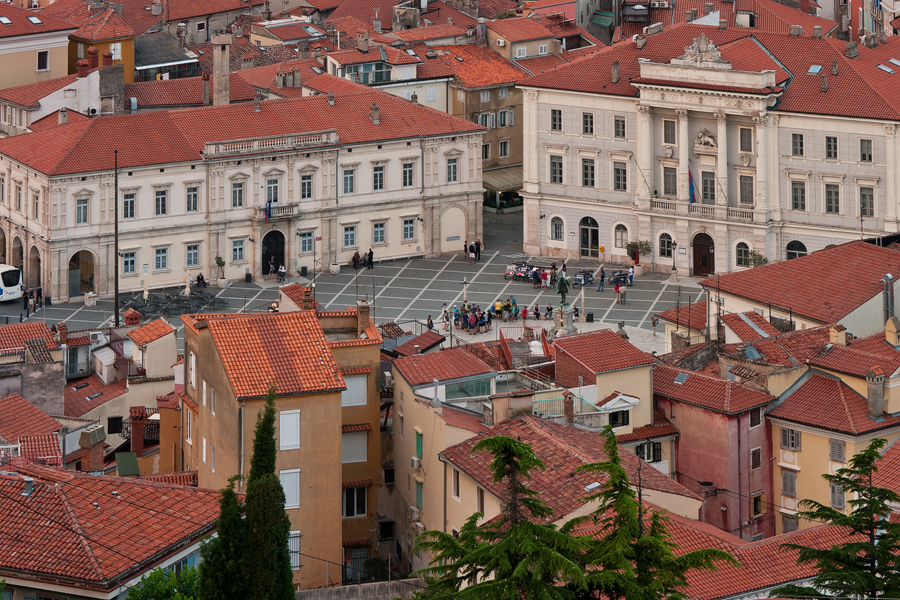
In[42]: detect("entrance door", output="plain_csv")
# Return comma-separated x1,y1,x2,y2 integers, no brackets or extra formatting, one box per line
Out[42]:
580,217,599,258
262,231,286,275
692,233,714,276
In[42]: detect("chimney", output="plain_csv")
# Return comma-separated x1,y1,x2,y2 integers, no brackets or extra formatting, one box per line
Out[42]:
57,322,67,345
886,316,900,347
254,92,262,112
611,61,620,83
789,24,801,36
77,59,89,78
123,308,141,326
704,2,713,14
563,393,574,425
357,299,371,337
685,9,694,21
414,344,420,354
87,46,99,69
313,47,321,58
410,92,418,104
78,425,107,473
276,71,284,88
21,477,34,497
374,8,382,33
129,406,146,459
482,402,493,426
829,326,846,346
302,286,314,310
879,30,887,44
58,107,68,125
719,19,726,29
101,49,113,66
283,70,294,87
845,41,858,58
616,321,629,340
867,368,885,418
177,22,186,46
292,68,301,87
813,25,822,38
868,33,878,48
150,0,161,15
327,91,335,105
832,59,839,75
635,34,647,49
476,17,486,45
821,71,827,92
357,30,369,52
202,73,210,105
212,34,231,106
298,39,309,58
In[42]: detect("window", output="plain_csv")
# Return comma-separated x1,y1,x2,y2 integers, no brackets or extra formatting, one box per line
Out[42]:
499,87,509,99
189,352,195,388
280,410,300,450
499,110,507,127
154,248,168,270
663,119,676,145
280,469,301,508
539,44,548,54
416,480,424,509
610,410,630,428
582,158,595,187
783,514,798,533
791,133,804,156
447,158,458,182
614,116,626,138
740,127,753,153
830,482,845,509
751,494,763,516
613,162,627,191
614,223,628,248
301,174,312,199
781,427,801,450
663,166,677,196
264,179,279,204
231,182,244,207
514,45,528,58
482,143,490,160
373,165,384,191
740,175,754,204
499,140,509,158
659,233,673,258
210,388,216,415
343,169,355,194
791,181,806,211
426,87,436,102
123,192,135,219
750,407,762,428
480,90,490,102
0,178,3,203
37,50,48,71
186,186,198,212
782,469,797,497
33,193,39,220
477,487,485,514
185,409,193,443
289,532,301,570
786,240,807,259
211,445,215,473
549,216,564,241
860,186,874,217
109,42,121,60
341,375,367,407
232,240,244,262
197,21,206,31
123,251,135,274
343,225,356,248
550,155,563,184
76,198,88,225
550,109,562,131
825,183,840,214
736,242,750,267
635,442,661,462
825,136,838,159
478,113,489,128
342,431,367,463
750,447,762,470
155,189,167,215
403,218,415,240
582,112,594,134
202,437,206,463
373,222,385,244
415,431,423,458
402,162,414,188
15,185,20,211
860,138,873,162
186,244,199,267
701,171,715,204
452,467,461,499
344,486,368,517
299,231,313,253
829,439,845,463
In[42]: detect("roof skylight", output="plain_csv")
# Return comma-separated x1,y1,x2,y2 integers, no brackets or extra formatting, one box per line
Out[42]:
0,17,11,24
27,15,42,24
807,64,822,75
889,58,900,67
877,64,895,73
674,372,689,384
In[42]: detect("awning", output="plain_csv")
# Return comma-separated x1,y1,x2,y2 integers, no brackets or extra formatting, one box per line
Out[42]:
482,166,523,192
591,10,614,25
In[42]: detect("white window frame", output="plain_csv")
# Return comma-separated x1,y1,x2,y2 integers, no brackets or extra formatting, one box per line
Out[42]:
185,409,193,445
373,165,384,191
550,216,564,241
499,140,509,158
232,239,244,262
516,46,526,58
281,469,301,508
447,158,458,183
403,218,415,241
189,351,196,388
299,231,313,253
122,251,136,274
123,192,136,219
480,90,490,102
231,181,244,208
343,225,357,249
155,189,167,216
75,198,89,225
343,169,355,195
266,178,279,204
186,186,199,212
539,44,548,55
402,162,414,188
341,375,368,407
154,247,168,271
300,174,313,199
186,243,200,267
36,50,49,72
280,409,301,450
342,431,367,463
202,436,206,463
343,486,368,518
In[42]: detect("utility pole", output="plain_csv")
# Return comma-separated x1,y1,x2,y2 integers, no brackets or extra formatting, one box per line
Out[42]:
114,149,120,328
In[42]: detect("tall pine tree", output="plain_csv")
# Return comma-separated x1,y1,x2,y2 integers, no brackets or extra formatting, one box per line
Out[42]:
198,475,246,599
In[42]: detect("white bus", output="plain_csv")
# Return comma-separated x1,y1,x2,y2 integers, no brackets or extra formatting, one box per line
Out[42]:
0,265,23,302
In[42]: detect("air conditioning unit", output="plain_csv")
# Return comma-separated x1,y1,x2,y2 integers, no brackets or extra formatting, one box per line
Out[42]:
89,332,101,343
650,2,659,7
409,505,422,522
496,38,506,46
383,371,393,387
413,522,426,536
411,456,422,470
658,2,670,7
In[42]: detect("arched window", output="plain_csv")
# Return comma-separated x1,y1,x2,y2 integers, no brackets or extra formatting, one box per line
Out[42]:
786,240,807,260
659,233,673,258
614,223,628,248
550,217,564,241
736,242,750,266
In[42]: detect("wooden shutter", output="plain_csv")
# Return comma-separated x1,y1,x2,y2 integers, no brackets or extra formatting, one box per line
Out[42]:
751,448,761,470
416,431,423,458
508,109,514,126
782,470,796,497
830,439,845,462
781,427,789,449
280,410,300,450
794,430,801,450
831,483,845,509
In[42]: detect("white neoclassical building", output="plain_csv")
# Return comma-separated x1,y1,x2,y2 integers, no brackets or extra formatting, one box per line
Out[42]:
0,85,484,301
519,24,900,275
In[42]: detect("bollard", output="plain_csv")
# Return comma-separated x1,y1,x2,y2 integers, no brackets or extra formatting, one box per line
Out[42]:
19,314,23,322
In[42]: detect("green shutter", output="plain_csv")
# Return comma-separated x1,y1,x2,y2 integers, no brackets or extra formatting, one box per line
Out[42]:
416,432,423,458
416,481,423,509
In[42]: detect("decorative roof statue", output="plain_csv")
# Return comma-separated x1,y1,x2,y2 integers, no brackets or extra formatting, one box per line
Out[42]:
675,33,730,67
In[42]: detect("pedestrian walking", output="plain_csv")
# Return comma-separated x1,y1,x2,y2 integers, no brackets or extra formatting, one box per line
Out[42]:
468,243,476,264
442,311,450,332
546,303,553,320
541,270,548,290
597,267,605,292
521,305,528,321
268,255,276,275
427,316,434,330
614,284,621,304
628,266,634,285
352,251,361,271
620,284,627,305
463,241,468,258
475,239,481,261
532,267,540,288
367,248,374,269
23,289,29,311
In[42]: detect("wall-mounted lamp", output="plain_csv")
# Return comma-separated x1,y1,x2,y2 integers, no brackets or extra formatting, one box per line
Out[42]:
539,214,546,219
249,237,255,243
416,217,424,223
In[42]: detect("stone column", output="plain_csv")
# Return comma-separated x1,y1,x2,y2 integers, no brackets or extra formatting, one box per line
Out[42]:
753,115,768,210
715,111,728,206
636,105,653,198
524,90,540,190
886,124,897,230
676,109,690,202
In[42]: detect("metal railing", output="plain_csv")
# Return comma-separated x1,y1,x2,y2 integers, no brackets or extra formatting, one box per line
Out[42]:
66,361,94,379
532,397,565,416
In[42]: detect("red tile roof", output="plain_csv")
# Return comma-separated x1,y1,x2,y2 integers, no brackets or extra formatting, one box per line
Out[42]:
553,329,655,374
0,393,60,444
328,44,422,65
342,478,373,488
29,109,91,132
0,463,223,591
302,72,374,93
140,470,198,486
485,16,555,42
0,321,58,351
342,423,372,432
260,22,326,42
0,3,77,38
18,433,63,468
327,15,379,39
441,414,699,522
769,372,900,435
0,89,483,176
64,375,128,418
721,311,781,342
231,58,325,90
615,419,678,443
127,318,173,347
478,0,517,17
513,53,566,75
329,0,399,28
166,0,266,22
66,336,92,347
654,364,774,414
124,72,257,107
391,23,466,42
720,325,834,367
156,391,181,410
0,74,79,108
807,341,900,378
71,8,136,41
874,438,900,496
428,44,527,87
394,347,494,386
656,301,706,330
394,330,446,356
279,283,318,308
440,405,488,433
204,312,345,399
186,36,272,72
420,1,478,27
302,0,345,11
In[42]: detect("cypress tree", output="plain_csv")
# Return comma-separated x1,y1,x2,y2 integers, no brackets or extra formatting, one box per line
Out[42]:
198,475,246,600
248,384,277,487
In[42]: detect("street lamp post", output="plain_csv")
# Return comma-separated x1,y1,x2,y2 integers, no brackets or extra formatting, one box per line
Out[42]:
668,241,679,284
114,149,120,327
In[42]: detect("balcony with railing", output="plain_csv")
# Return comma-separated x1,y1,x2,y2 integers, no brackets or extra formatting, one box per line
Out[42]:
109,330,145,377
727,207,754,221
257,203,299,220
202,130,339,158
66,361,95,379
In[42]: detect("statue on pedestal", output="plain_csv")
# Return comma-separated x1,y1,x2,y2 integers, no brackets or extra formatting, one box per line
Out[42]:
557,275,569,306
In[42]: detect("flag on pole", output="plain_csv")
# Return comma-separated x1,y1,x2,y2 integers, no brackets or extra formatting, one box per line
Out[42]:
265,201,271,222
688,171,697,204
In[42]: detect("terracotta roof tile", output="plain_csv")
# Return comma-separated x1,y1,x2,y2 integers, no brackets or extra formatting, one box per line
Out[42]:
66,336,92,347
419,1,478,27
302,72,373,93
378,322,407,339
553,329,655,374
140,471,198,486
71,8,136,41
656,301,706,330
614,419,678,443
342,479,373,487
40,0,163,36
485,16,555,42
156,391,181,410
394,330,446,356
439,406,488,433
429,43,527,87
329,44,422,65
0,393,61,444
0,4,77,38
721,311,781,342
513,53,567,75
807,341,900,378
874,438,900,496
259,22,326,42
124,72,257,108
186,36,272,72
0,74,79,108
391,23,466,41
64,375,128,418
166,0,266,22
342,423,372,432
394,347,494,386
29,109,91,132
478,0,517,17
127,318,174,347
654,364,774,414
329,0,400,28
18,433,63,468
0,320,57,352
341,367,372,375
720,325,835,367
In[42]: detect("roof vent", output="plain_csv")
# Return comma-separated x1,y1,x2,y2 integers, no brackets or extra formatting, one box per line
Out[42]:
611,60,620,83
845,41,858,58
813,25,822,38
327,91,335,105
821,71,827,92
21,477,33,497
719,19,726,29
585,482,602,492
370,102,380,123
788,24,801,36
832,59,839,75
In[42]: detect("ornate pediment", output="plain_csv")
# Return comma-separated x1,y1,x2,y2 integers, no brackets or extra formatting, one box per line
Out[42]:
671,34,731,69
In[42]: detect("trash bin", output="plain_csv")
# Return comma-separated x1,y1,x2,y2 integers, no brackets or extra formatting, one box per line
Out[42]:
245,273,252,283
586,312,594,323
301,266,308,277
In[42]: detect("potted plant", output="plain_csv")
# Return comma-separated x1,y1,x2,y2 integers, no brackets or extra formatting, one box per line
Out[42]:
626,240,653,274
215,256,228,288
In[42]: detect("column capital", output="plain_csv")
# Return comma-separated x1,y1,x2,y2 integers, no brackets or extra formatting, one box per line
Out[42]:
714,111,728,124
885,124,896,137
752,115,768,127
525,90,538,103
637,104,653,116
675,109,689,120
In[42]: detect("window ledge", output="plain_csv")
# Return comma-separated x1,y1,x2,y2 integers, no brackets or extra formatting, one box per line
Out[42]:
777,461,800,471
153,269,171,274
122,272,140,278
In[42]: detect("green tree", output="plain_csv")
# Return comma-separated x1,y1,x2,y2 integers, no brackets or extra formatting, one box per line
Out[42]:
772,438,900,600
745,250,769,268
414,435,588,600
568,426,737,600
198,475,247,599
128,567,198,600
242,385,295,600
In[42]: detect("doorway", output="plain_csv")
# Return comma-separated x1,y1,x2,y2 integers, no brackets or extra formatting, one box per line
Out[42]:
262,230,285,275
68,250,95,296
580,217,599,258
28,246,40,288
692,233,714,276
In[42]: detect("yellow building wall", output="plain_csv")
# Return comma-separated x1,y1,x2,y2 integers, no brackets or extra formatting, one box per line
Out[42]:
67,37,136,83
0,45,69,89
595,364,654,434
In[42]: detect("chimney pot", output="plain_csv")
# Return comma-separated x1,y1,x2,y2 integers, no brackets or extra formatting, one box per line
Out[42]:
635,34,647,48
832,59,839,75
211,34,231,105
301,287,314,310
829,326,846,346
821,71,827,92
327,91,335,105
704,2,713,14
357,30,369,52
129,406,146,459
789,24,801,36
254,92,262,112
102,49,113,66
563,394,575,424
87,46,99,69
611,60,620,83
719,19,726,29
370,101,380,123
58,107,68,125
357,300,371,337
410,92,418,104
685,9,694,21
21,477,33,497
57,322,67,345
78,424,107,473
845,41,858,57
201,73,210,105
813,25,822,38
77,59,89,78
867,368,885,418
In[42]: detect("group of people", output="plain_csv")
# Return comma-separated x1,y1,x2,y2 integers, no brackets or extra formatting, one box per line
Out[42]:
463,240,483,264
531,262,566,290
22,287,41,313
441,302,494,334
266,257,288,282
352,249,375,270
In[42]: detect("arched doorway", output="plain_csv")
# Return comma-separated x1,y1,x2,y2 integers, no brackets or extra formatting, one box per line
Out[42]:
262,230,285,275
440,206,466,253
11,237,22,271
786,240,807,260
68,251,95,296
27,246,40,288
692,233,715,276
580,217,599,258
0,229,7,264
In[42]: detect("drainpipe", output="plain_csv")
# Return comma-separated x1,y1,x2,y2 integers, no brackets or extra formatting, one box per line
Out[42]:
335,148,340,206
240,400,245,487
443,460,448,534
737,411,743,539
420,139,427,252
